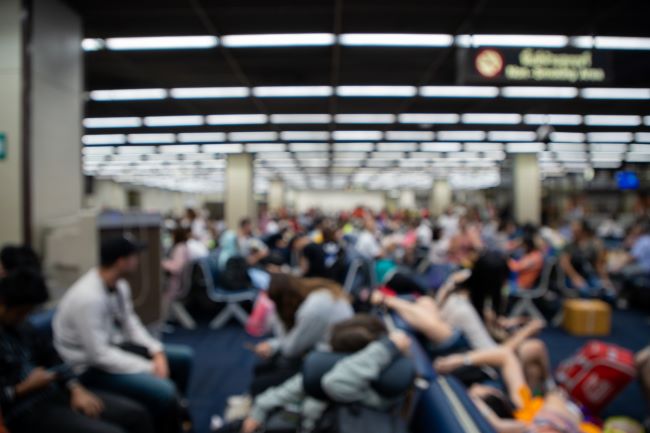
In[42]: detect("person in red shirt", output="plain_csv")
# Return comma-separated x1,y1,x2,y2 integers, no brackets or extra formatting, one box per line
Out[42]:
509,235,544,290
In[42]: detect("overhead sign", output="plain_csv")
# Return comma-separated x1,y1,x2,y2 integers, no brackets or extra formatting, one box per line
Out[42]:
459,47,612,84
0,133,6,160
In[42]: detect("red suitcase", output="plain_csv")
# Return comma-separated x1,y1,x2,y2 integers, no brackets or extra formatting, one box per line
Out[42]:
555,340,636,415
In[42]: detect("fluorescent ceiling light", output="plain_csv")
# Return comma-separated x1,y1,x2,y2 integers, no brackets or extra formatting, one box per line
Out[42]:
82,134,126,145
335,114,395,123
333,143,374,152
229,131,278,142
487,131,535,142
281,131,330,141
336,86,416,97
289,143,329,152
556,152,588,162
333,130,383,140
482,151,507,160
90,89,167,101
506,142,545,153
144,116,204,127
127,133,175,144
549,132,585,142
253,86,333,97
83,147,114,155
420,86,498,98
462,113,521,124
106,36,217,50
587,132,633,143
206,114,267,125
246,143,286,152
117,146,156,155
339,33,453,47
584,115,641,126
646,116,650,126
437,131,485,141
371,152,405,159
222,33,334,48
501,87,578,98
591,153,623,162
581,88,650,100
294,152,328,159
178,132,226,143
82,38,104,51
376,142,417,152
456,34,568,48
627,153,650,162
398,113,460,124
159,145,200,154
636,133,650,143
270,114,331,124
524,114,582,125
202,143,244,153
591,36,650,50
630,144,650,154
170,87,249,99
385,131,434,141
335,152,368,159
83,117,142,128
421,142,462,152
550,143,586,152
590,143,627,153
465,142,504,152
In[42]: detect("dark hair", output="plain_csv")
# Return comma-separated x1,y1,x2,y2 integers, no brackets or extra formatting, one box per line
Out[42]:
172,227,190,246
0,245,41,272
329,314,387,353
522,234,537,253
0,269,49,307
322,226,337,244
239,218,251,229
268,273,346,330
186,208,197,220
482,393,514,419
463,253,509,318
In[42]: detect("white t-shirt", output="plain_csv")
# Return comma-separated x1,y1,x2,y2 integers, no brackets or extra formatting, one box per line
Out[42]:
355,230,382,260
440,294,497,350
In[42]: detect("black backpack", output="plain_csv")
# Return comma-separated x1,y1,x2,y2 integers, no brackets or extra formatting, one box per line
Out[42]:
221,256,252,291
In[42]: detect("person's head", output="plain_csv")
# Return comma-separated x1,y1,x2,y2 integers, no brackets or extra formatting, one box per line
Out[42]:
462,253,509,318
239,218,253,236
0,245,41,277
329,314,387,353
268,273,346,330
522,234,538,254
0,269,49,327
171,227,190,246
100,235,145,277
185,208,197,221
363,216,376,232
571,219,593,241
322,226,338,244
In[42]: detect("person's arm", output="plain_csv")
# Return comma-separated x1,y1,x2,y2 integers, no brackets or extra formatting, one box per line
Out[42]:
162,244,188,275
73,297,154,374
248,374,305,424
321,338,402,407
471,396,527,433
502,319,545,351
447,301,498,350
559,252,585,287
118,282,164,357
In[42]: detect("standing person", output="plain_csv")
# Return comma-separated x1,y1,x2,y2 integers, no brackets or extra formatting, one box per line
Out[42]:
53,236,194,433
0,269,153,433
355,217,383,261
300,226,346,283
162,227,192,302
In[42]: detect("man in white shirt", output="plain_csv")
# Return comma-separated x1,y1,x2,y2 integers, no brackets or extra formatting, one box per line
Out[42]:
355,217,383,260
54,236,194,433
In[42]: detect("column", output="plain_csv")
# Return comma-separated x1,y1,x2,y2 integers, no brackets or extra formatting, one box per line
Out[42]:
429,180,452,217
398,189,416,209
0,0,24,244
513,153,541,225
268,179,285,212
225,153,255,229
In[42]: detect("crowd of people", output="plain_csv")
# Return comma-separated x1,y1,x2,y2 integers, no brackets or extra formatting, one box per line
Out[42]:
1,202,650,433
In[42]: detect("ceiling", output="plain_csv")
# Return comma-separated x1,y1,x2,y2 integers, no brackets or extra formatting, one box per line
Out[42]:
65,0,650,193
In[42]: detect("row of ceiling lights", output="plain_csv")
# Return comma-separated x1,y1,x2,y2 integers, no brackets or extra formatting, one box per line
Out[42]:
82,34,650,51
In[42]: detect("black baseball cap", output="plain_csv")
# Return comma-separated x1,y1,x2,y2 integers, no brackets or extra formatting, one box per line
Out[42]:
100,235,147,267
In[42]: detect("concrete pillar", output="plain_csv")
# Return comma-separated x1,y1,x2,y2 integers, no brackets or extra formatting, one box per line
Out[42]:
430,180,452,217
513,153,541,225
225,153,255,229
268,179,285,212
0,0,24,244
398,190,416,209
0,0,82,247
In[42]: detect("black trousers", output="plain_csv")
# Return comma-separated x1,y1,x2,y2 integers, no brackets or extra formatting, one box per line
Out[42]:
7,390,154,433
250,355,302,396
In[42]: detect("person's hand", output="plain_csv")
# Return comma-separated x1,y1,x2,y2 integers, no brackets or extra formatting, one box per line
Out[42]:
571,275,587,290
526,319,546,334
434,354,466,374
370,291,385,306
449,269,471,285
254,342,274,359
241,417,262,433
388,331,411,355
70,385,104,418
152,352,170,379
14,368,56,397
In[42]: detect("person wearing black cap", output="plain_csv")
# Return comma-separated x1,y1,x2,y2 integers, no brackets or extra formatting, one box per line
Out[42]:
53,235,194,433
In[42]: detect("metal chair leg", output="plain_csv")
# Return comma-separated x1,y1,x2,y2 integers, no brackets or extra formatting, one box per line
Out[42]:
170,302,197,330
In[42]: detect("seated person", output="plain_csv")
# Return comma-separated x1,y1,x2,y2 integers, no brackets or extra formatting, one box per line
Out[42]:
355,217,384,261
559,219,614,298
435,347,598,433
53,236,194,433
612,219,650,296
250,274,354,395
223,315,412,433
508,234,544,290
0,245,41,277
162,227,191,300
300,227,347,284
1,269,153,433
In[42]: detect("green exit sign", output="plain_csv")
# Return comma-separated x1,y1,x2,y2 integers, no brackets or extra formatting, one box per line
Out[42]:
0,133,6,160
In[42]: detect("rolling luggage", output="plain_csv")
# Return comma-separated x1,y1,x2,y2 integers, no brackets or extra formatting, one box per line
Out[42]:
556,340,636,415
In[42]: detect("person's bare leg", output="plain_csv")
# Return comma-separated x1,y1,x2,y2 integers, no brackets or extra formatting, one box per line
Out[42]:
435,347,527,409
372,293,453,343
517,339,552,391
636,348,650,413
